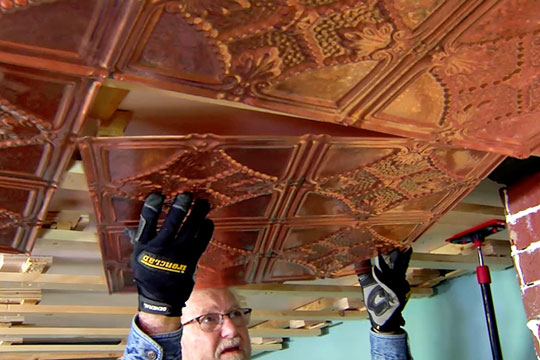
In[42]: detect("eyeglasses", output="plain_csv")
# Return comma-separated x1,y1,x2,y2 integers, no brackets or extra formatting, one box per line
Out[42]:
182,308,252,332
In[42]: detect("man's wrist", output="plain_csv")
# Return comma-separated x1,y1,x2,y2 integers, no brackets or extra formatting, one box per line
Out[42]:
371,325,405,335
137,312,181,335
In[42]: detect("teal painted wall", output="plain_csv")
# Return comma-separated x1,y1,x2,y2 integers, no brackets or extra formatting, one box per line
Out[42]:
260,268,535,360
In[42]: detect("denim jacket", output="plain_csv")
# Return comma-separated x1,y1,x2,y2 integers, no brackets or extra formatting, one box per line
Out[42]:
123,315,411,360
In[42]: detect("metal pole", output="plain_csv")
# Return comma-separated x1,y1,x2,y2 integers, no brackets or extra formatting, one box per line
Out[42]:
476,243,503,360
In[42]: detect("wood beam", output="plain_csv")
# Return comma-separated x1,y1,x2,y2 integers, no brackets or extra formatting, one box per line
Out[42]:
251,309,368,322
0,274,107,291
0,327,320,339
0,343,281,353
0,304,366,321
410,253,512,270
234,284,363,298
0,304,135,316
36,229,98,243
1,352,123,360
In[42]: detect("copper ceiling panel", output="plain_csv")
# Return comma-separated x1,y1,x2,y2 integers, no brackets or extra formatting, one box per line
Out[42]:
0,63,100,252
113,0,540,158
79,135,502,292
0,0,139,75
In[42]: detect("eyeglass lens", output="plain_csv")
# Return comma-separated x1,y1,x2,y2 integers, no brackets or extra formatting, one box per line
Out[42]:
198,309,251,331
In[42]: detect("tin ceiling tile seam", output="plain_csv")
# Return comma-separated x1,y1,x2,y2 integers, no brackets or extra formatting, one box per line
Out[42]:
0,63,101,253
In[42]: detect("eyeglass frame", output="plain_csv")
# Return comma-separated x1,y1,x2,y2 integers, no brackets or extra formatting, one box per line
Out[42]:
181,307,253,332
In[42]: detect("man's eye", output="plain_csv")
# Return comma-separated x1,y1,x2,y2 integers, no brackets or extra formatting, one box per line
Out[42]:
229,310,243,319
200,314,219,323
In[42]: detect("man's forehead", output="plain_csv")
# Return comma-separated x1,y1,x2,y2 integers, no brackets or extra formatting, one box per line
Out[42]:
184,288,239,316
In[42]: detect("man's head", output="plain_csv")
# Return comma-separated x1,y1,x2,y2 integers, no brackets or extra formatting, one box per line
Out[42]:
181,287,252,360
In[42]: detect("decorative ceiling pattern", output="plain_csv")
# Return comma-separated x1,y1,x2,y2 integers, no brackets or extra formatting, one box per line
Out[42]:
114,0,540,158
79,135,502,291
0,63,98,253
0,0,536,290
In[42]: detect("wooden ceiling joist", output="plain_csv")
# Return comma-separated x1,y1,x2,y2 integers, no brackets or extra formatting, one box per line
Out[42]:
0,327,321,339
0,274,107,292
1,352,123,360
0,304,366,322
36,229,98,243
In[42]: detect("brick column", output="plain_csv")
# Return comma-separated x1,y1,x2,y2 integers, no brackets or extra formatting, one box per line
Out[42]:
502,171,540,356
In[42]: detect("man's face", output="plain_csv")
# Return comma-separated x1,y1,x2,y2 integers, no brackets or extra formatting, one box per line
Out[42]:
181,288,251,360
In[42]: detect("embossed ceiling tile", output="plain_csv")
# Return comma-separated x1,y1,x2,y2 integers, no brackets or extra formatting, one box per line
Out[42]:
266,222,422,281
0,0,139,72
114,0,420,113
455,0,540,44
428,31,540,157
295,140,497,217
384,0,444,30
268,225,389,280
0,176,52,253
264,259,318,283
0,64,100,180
81,134,503,291
372,72,446,133
78,136,305,226
263,61,378,107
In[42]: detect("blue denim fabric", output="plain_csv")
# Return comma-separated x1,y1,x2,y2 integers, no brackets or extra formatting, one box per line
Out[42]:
123,315,183,360
370,330,411,360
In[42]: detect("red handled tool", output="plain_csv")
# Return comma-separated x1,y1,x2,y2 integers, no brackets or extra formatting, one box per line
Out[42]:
446,219,506,360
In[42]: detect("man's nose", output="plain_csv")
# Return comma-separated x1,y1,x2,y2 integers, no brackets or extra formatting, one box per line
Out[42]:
220,316,240,338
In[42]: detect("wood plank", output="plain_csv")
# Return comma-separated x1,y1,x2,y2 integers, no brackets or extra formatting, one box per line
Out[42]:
0,304,135,316
251,309,368,321
0,327,319,338
0,274,107,291
1,352,123,360
0,304,366,321
0,343,280,353
0,344,126,353
36,229,98,243
249,328,321,337
410,253,511,270
234,284,364,298
451,203,505,216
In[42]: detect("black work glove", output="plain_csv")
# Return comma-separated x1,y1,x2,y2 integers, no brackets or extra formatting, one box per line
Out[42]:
127,193,214,317
357,248,412,333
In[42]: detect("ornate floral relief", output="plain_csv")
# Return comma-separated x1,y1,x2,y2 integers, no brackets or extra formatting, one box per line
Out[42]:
432,45,485,77
311,4,383,60
0,97,51,148
105,148,278,211
219,47,283,100
342,23,393,58
0,0,54,14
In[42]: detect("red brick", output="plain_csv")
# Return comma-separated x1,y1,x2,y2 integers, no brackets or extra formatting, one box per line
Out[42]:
507,211,540,250
522,284,540,321
514,245,540,285
505,172,540,215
